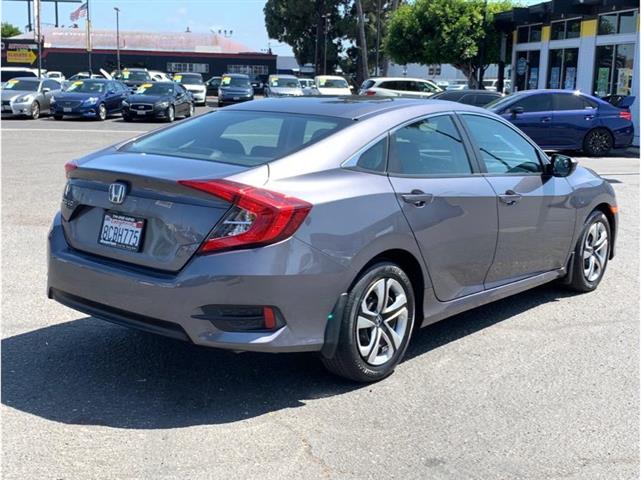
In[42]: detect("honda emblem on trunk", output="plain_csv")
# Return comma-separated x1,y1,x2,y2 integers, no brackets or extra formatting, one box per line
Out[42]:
109,182,128,204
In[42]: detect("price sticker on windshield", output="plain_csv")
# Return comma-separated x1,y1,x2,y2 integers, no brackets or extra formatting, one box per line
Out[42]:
319,79,326,86
221,76,232,86
137,83,153,93
173,75,182,82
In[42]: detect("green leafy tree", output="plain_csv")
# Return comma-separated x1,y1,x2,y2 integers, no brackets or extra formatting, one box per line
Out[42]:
264,0,344,75
1,22,22,38
384,0,513,87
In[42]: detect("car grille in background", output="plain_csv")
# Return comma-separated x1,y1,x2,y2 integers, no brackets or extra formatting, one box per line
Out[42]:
2,101,11,106
61,101,82,108
131,104,153,111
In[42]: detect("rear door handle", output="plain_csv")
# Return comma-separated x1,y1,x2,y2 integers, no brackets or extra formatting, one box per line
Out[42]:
541,116,552,123
498,189,522,205
401,190,433,207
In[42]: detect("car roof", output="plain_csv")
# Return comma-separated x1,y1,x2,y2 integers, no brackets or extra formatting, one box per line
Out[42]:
223,73,249,78
270,74,297,78
436,89,501,95
10,76,42,81
315,75,345,80
227,96,482,120
370,77,435,83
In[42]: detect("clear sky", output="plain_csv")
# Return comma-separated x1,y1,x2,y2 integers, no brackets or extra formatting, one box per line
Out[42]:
1,0,295,55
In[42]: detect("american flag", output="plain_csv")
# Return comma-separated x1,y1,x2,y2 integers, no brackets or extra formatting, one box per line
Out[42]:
70,2,88,22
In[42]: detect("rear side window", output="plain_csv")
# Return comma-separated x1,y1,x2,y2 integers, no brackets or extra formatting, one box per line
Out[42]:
344,137,388,173
123,111,350,166
554,93,591,110
512,94,553,112
389,115,472,176
462,115,542,174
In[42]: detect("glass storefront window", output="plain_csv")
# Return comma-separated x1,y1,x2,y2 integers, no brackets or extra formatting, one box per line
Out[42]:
566,19,581,38
618,10,638,34
517,27,529,43
598,10,639,35
547,48,578,89
551,21,564,40
593,43,635,97
529,25,542,42
515,50,540,91
598,14,618,35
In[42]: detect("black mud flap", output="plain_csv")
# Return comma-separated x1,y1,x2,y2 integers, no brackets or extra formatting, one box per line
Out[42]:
320,293,348,359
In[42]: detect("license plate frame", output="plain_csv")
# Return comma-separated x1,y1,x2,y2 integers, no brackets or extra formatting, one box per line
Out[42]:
63,107,72,113
98,212,145,252
136,110,146,115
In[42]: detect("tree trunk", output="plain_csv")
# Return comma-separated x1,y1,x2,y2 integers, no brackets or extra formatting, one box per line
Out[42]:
355,0,369,83
381,0,400,76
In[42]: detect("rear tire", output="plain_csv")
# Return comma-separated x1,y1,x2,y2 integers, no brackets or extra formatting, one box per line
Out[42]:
122,114,132,122
165,105,175,123
96,103,107,121
53,114,63,120
185,103,194,118
566,210,611,292
583,128,613,156
322,262,415,382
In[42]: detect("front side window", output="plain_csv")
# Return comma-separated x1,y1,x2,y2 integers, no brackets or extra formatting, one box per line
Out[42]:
462,115,542,174
389,115,472,176
123,111,350,166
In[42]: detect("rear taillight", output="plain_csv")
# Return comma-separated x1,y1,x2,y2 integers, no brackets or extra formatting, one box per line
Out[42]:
365,90,376,96
619,110,632,121
64,161,77,177
178,179,312,254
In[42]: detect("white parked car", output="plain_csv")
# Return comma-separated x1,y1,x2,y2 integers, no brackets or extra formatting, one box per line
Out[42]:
446,80,469,91
46,71,66,81
173,72,207,105
299,78,314,89
149,70,171,82
358,77,442,98
312,75,352,96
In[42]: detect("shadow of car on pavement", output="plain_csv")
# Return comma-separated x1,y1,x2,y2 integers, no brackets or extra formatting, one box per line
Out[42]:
1,284,574,429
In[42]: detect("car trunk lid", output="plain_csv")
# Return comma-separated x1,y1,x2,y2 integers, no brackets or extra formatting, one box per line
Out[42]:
62,150,262,272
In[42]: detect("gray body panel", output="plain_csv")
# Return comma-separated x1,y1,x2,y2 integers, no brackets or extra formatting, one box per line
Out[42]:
47,97,618,353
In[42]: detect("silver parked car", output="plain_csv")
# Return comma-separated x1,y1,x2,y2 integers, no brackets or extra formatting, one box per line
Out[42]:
264,74,304,97
48,98,617,382
1,77,62,119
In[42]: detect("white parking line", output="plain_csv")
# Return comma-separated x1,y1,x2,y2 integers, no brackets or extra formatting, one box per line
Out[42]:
1,128,147,134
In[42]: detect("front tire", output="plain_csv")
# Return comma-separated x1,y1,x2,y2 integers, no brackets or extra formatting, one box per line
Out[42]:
322,262,415,382
566,210,611,292
185,103,194,118
30,101,40,120
165,105,175,122
53,114,63,120
583,128,613,156
96,103,107,121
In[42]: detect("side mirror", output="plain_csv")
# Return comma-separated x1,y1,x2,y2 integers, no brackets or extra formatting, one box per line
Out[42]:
42,87,51,94
510,106,524,117
549,153,577,177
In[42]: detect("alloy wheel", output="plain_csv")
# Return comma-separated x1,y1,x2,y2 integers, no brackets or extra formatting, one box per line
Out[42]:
583,220,608,282
31,102,40,119
586,130,612,156
356,278,409,366
98,104,107,121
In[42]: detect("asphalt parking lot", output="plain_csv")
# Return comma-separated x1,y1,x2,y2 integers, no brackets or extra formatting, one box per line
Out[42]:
1,108,639,480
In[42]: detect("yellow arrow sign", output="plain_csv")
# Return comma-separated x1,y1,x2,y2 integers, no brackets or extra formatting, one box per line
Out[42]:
6,49,37,65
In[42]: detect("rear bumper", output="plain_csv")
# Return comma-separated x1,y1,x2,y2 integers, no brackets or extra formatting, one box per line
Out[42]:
47,213,347,353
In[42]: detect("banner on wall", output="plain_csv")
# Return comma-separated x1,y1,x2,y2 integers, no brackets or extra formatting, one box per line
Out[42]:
528,68,538,89
564,67,576,90
616,68,633,95
596,67,610,96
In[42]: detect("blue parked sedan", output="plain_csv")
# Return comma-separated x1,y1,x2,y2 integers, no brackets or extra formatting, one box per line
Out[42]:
51,79,128,121
486,89,634,156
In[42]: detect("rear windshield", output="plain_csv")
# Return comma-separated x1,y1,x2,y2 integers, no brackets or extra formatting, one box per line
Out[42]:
122,110,351,166
221,76,250,88
135,83,174,95
116,71,150,82
361,80,375,90
318,78,349,89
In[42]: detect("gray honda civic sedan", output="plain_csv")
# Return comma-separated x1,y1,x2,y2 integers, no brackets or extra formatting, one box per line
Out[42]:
48,97,617,382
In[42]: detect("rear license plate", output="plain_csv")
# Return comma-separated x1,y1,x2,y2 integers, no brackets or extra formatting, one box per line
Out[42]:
233,97,240,100
136,110,146,115
63,107,72,112
2,105,11,111
99,212,145,251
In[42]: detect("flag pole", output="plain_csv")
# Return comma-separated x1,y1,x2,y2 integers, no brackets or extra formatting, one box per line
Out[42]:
86,0,92,74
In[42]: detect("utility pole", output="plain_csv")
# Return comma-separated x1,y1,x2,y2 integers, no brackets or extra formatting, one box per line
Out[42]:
323,13,330,75
477,0,488,89
34,0,42,77
375,0,381,76
355,0,369,83
114,7,121,75
87,0,93,74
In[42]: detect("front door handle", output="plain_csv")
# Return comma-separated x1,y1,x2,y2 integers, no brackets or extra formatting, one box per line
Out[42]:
498,189,522,205
585,115,595,120
401,190,433,207
541,116,552,123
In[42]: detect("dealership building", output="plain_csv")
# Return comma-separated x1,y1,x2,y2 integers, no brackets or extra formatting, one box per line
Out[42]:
495,0,640,145
1,27,276,78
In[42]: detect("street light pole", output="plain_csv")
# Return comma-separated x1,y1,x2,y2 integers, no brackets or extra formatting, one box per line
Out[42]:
375,0,381,77
114,7,121,75
477,0,488,89
323,14,330,75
